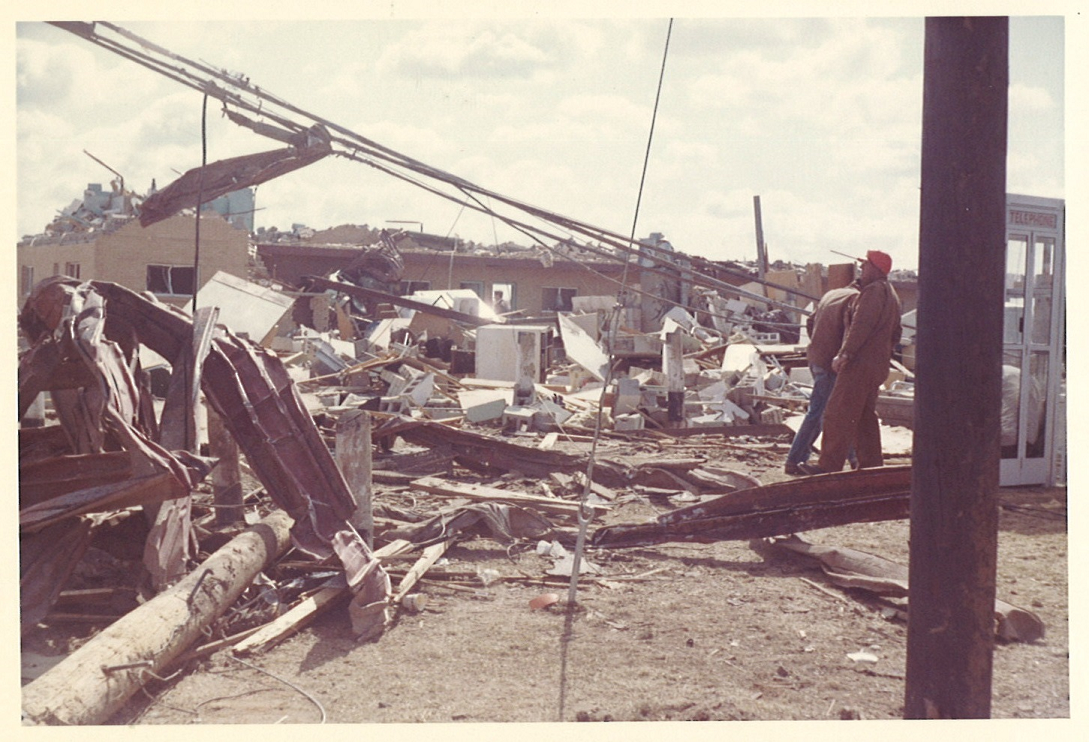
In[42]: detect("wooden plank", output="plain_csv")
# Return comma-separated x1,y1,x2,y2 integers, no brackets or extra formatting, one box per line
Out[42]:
231,586,346,656
393,540,451,603
410,476,609,516
231,538,415,656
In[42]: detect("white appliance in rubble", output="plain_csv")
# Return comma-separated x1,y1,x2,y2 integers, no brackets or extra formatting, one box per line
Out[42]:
1001,194,1065,487
474,324,553,384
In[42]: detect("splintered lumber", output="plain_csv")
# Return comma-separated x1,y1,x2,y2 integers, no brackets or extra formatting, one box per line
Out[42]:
591,465,912,548
21,510,294,726
232,538,416,655
410,476,610,517
393,539,452,603
388,418,630,485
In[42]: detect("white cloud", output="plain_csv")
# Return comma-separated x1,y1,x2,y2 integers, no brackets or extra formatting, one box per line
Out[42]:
1009,82,1056,113
376,24,553,80
15,17,1064,272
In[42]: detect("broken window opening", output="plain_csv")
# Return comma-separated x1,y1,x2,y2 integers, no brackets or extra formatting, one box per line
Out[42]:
542,286,577,313
64,262,81,279
460,281,484,299
491,281,514,310
398,280,431,296
20,265,35,298
146,264,196,296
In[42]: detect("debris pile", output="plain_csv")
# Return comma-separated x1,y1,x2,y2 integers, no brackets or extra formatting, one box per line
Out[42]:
19,271,1026,728
20,180,142,245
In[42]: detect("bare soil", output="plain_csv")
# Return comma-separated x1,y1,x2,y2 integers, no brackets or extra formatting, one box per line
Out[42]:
22,434,1069,724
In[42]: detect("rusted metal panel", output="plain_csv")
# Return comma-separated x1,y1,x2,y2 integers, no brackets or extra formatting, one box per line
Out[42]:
20,519,96,634
21,468,211,533
19,451,133,509
145,306,219,589
138,131,331,227
45,280,390,634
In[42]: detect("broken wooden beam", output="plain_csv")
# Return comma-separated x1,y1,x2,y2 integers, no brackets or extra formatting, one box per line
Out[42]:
393,539,451,604
591,465,912,548
385,417,631,486
232,538,416,656
410,476,610,517
303,276,492,326
21,510,293,726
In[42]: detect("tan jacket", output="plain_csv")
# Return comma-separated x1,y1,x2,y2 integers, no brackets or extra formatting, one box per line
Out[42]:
839,278,902,375
806,286,860,369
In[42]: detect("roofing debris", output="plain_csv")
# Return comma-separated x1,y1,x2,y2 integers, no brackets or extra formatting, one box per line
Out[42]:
20,268,1034,726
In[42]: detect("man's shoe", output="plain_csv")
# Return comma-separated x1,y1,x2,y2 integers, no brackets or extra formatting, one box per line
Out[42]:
796,463,827,476
784,462,803,476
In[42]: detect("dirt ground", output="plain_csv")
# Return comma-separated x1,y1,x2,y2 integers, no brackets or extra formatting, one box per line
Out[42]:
21,431,1069,725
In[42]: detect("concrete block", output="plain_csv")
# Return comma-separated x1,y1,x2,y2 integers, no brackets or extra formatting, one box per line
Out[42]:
760,407,785,425
502,405,537,431
534,399,573,429
690,413,727,428
789,366,814,386
721,343,757,379
614,412,645,431
458,389,511,423
614,377,641,415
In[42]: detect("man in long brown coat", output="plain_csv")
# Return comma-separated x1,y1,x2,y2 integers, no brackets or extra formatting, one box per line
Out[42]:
801,250,901,473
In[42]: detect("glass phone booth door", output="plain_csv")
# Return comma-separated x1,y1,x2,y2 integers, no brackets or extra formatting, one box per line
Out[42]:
1001,195,1065,486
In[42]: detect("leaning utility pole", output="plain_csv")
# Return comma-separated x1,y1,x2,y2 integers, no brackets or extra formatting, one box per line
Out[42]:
905,17,1008,719
752,195,768,280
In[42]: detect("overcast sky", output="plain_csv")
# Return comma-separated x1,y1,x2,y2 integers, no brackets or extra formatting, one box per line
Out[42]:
14,8,1072,272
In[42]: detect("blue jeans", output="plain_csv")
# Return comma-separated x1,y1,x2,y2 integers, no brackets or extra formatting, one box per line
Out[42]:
786,365,835,466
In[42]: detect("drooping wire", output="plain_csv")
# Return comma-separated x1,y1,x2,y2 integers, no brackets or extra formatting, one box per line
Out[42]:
557,18,674,724
54,23,819,313
566,17,674,609
191,92,208,315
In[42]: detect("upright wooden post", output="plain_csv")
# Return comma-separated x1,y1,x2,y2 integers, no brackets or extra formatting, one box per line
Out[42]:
336,410,374,547
664,330,685,426
208,407,244,528
905,16,1008,719
514,330,538,406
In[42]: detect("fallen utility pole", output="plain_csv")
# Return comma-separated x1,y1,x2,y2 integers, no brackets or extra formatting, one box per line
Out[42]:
591,465,912,548
22,510,293,726
905,16,1008,720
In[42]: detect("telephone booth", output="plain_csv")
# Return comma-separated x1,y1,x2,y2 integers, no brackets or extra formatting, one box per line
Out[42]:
1001,194,1065,486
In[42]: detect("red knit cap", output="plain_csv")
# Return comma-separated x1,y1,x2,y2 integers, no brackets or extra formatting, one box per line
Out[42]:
864,250,892,275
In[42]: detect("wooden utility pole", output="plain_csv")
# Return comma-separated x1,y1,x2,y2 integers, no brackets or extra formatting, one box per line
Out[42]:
22,510,293,725
905,16,1008,719
752,195,768,280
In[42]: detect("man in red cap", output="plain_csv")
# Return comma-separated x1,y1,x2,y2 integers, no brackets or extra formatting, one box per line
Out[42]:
799,250,902,474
